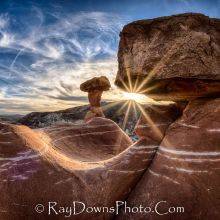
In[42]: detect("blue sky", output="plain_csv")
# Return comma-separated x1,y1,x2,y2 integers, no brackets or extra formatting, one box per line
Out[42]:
0,0,219,114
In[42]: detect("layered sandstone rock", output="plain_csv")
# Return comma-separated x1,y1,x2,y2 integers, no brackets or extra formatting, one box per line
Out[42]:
0,118,158,220
117,98,220,220
1,12,220,220
115,13,220,100
44,117,132,160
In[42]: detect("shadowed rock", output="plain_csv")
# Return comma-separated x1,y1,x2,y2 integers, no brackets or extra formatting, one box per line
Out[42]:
135,103,183,141
80,76,111,121
114,12,220,220
115,13,220,100
117,98,220,220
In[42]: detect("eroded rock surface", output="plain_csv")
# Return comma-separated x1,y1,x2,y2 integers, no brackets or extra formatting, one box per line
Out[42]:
43,117,132,161
115,13,220,100
115,12,220,220
117,98,220,220
1,12,220,220
0,117,158,220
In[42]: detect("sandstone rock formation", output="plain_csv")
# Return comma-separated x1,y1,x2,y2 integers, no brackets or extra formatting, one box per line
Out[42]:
0,117,159,220
114,13,220,220
117,98,220,220
80,76,111,121
1,12,220,220
115,13,220,100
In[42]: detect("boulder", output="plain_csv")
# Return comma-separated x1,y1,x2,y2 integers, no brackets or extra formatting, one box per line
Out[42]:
80,76,111,93
115,13,220,100
117,98,220,220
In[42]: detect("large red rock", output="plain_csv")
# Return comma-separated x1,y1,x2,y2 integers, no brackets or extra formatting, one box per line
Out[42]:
117,98,220,219
0,117,158,220
115,13,220,100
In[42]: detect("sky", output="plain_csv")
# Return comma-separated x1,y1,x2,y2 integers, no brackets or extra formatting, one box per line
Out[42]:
0,0,219,115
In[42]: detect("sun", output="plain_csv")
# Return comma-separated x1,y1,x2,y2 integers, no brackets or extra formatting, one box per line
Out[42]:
122,92,152,104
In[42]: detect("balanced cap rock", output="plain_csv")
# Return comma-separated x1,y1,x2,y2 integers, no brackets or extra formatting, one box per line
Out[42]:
80,76,111,121
80,76,111,93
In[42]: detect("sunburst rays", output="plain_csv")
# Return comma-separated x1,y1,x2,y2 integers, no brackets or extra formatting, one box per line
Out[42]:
136,102,164,140
116,100,129,115
111,67,170,143
122,100,132,130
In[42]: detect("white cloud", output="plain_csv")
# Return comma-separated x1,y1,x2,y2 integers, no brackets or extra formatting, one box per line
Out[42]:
1,32,14,47
0,9,126,114
0,14,9,29
0,14,14,47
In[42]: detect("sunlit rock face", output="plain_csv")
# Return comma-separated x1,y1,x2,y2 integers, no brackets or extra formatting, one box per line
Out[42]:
0,118,158,220
117,98,220,220
135,103,183,141
43,117,132,161
115,13,220,100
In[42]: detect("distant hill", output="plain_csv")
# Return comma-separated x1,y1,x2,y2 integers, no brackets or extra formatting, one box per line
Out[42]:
17,101,142,140
0,114,23,123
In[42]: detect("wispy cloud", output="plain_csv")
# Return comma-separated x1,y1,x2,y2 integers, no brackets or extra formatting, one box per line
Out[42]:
0,14,14,47
0,0,219,115
0,8,125,114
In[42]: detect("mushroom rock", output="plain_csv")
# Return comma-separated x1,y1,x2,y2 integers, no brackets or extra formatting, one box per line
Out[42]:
117,98,220,220
0,117,159,220
80,76,111,121
115,13,220,101
84,106,105,121
80,76,111,95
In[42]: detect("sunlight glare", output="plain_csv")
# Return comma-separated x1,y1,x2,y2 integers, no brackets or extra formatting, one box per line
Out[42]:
122,92,150,104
